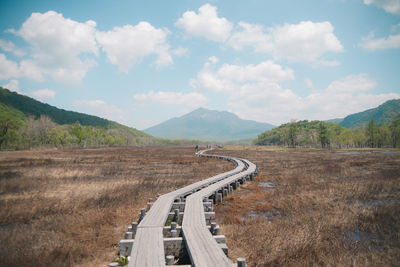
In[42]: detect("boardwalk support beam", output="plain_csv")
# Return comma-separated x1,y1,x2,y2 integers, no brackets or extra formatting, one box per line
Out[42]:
126,147,257,267
237,257,247,267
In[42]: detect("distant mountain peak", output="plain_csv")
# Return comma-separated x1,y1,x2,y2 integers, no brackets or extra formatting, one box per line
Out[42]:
145,108,275,142
186,107,240,120
193,107,207,112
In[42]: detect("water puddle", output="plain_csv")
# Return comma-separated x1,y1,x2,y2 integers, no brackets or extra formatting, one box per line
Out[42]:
259,182,274,188
341,151,399,155
352,167,369,174
343,229,382,252
362,198,400,209
0,171,20,180
0,224,11,231
341,151,371,155
245,208,283,222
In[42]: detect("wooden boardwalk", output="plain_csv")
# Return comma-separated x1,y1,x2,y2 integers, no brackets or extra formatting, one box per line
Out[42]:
182,152,256,267
117,148,257,267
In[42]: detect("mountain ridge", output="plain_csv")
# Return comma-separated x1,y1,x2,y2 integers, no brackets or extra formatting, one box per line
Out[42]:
0,87,149,137
145,107,275,142
339,99,400,129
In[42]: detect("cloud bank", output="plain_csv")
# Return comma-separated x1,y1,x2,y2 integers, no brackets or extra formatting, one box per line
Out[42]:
192,58,399,124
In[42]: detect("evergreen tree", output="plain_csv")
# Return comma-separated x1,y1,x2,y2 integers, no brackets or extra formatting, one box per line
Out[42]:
376,126,391,148
366,119,377,147
389,115,400,148
318,122,330,148
288,123,297,148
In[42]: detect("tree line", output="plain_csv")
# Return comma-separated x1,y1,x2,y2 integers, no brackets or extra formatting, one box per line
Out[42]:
0,113,207,150
0,113,157,150
253,116,400,149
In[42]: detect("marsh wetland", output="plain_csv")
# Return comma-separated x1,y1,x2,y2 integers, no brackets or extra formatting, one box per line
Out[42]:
0,146,399,266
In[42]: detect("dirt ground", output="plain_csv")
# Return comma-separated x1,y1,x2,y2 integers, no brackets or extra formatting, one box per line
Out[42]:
0,146,232,267
213,147,400,267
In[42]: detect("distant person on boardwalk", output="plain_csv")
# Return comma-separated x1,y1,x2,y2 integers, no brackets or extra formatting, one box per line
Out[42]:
195,145,199,152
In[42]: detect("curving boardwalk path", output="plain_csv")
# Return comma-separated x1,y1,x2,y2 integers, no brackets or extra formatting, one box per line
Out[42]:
115,147,258,267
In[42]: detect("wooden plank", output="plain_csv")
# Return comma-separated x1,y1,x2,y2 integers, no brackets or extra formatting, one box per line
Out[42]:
138,151,246,228
182,150,257,267
183,198,232,267
139,195,175,227
128,227,165,267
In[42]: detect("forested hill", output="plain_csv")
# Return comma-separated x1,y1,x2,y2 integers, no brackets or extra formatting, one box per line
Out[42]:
254,99,400,148
254,120,344,147
0,87,148,137
254,115,400,148
339,99,400,129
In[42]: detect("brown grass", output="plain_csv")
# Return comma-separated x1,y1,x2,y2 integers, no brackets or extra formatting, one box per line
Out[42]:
213,148,400,266
0,146,232,267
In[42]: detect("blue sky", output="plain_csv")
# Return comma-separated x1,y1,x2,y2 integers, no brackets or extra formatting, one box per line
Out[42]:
0,0,399,129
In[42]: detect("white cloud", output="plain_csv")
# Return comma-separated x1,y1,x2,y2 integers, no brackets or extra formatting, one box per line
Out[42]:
229,74,398,124
359,31,400,50
191,58,399,124
191,59,294,92
363,0,400,15
0,53,20,80
325,74,376,93
74,99,126,123
172,46,189,57
96,22,172,72
229,21,343,64
175,3,233,42
2,79,20,93
30,89,56,101
208,56,219,64
228,82,302,124
313,59,341,68
228,22,270,51
191,69,232,92
3,11,179,82
217,61,294,83
0,39,25,57
12,11,98,84
19,60,45,82
134,91,207,108
191,60,235,92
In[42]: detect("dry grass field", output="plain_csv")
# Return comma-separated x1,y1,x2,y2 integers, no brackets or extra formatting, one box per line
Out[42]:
0,146,232,267
213,147,400,266
1,146,399,267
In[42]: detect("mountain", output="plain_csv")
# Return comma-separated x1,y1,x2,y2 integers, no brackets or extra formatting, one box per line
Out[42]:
0,87,149,137
339,99,400,129
144,107,275,142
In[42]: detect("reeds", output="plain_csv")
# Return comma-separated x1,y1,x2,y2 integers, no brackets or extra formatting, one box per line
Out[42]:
214,148,400,266
0,146,232,266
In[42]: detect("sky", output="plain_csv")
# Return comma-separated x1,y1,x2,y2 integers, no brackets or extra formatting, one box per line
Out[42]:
0,0,399,129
